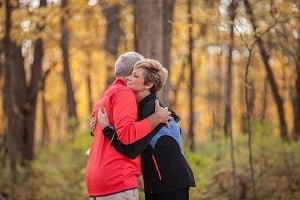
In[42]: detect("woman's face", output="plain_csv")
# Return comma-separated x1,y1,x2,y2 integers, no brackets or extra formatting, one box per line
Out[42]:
126,67,146,92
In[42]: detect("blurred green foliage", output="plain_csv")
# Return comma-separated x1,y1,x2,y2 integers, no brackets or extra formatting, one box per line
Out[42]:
1,126,300,200
186,122,300,199
0,131,90,200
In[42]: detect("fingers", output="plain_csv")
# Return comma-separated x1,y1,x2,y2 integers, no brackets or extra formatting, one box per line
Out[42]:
98,106,107,118
154,99,159,111
98,108,101,119
165,121,170,129
155,99,169,112
89,116,97,132
97,106,110,128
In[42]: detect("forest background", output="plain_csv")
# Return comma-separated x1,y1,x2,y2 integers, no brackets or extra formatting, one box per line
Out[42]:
0,0,300,199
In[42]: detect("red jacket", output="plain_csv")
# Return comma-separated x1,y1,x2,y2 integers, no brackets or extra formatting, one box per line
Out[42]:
86,78,151,196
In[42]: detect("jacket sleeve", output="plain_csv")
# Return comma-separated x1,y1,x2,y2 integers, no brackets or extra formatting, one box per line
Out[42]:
111,89,152,144
102,109,180,159
102,123,165,159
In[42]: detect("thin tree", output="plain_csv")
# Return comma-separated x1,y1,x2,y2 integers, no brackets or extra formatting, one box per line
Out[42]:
171,61,187,109
60,0,78,134
214,26,223,137
260,78,268,123
187,0,195,152
243,0,288,140
83,8,95,114
224,0,239,198
294,36,300,140
160,0,175,107
0,2,4,161
242,38,257,199
292,1,300,140
40,68,51,149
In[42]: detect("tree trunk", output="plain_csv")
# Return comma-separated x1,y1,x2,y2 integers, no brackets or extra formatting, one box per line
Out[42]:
86,59,93,114
134,0,175,106
0,14,3,151
22,37,43,162
244,48,257,199
134,0,163,61
187,0,195,152
40,68,51,149
3,0,25,180
225,1,238,199
134,0,168,101
243,0,288,140
215,30,223,133
60,0,78,134
293,33,300,140
103,5,121,56
102,4,122,87
0,33,3,82
294,65,300,140
22,0,47,162
260,78,268,123
224,7,234,139
160,0,175,106
171,61,187,109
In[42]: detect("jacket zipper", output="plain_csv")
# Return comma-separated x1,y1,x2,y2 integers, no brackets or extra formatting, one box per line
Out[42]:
151,155,162,180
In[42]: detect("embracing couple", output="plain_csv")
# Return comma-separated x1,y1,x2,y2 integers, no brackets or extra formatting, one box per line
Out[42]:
86,52,196,200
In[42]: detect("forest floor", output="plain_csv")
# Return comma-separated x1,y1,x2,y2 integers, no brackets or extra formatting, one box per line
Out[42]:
1,128,300,200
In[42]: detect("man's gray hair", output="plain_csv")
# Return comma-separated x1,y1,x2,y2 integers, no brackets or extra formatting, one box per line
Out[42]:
115,51,144,77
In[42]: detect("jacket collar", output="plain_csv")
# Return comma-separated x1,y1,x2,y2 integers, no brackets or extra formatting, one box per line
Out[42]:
138,93,156,110
112,77,126,85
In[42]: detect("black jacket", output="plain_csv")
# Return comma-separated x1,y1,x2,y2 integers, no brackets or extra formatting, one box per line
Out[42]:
102,93,196,193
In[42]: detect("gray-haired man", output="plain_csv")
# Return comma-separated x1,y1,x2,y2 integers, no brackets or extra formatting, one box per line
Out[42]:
86,51,171,200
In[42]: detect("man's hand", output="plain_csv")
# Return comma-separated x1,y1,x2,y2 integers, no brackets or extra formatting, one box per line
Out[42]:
154,99,172,128
147,100,172,130
98,107,110,128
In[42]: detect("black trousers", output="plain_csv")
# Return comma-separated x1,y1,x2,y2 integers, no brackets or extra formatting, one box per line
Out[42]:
145,188,190,200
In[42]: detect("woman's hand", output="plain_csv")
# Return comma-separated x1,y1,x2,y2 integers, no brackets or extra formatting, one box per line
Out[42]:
89,107,110,136
89,116,97,133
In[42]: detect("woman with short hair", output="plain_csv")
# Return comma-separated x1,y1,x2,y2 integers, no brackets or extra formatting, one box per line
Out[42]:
97,58,196,200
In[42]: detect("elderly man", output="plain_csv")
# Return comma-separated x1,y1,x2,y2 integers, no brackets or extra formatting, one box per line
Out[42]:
86,52,171,200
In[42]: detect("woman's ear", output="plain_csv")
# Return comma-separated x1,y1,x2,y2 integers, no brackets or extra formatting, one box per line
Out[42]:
145,82,154,89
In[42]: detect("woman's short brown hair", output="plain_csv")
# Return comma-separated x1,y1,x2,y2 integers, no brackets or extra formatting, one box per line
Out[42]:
133,59,168,93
